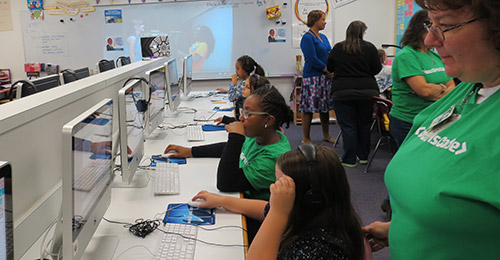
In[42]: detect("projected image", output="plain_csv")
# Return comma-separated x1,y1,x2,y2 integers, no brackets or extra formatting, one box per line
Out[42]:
103,4,233,78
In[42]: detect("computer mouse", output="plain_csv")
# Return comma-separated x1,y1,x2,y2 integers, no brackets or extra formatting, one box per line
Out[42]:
219,106,233,110
161,151,177,159
188,198,206,208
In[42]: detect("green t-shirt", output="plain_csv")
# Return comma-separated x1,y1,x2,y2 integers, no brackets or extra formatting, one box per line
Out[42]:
385,82,500,259
240,131,291,200
390,45,452,123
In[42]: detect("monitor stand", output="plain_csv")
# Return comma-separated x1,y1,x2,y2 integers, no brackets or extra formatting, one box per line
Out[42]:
81,236,119,260
111,170,150,188
164,111,179,118
180,93,194,101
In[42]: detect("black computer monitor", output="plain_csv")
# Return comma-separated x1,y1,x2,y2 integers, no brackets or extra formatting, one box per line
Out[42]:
16,74,61,99
116,56,131,67
0,161,13,260
61,68,91,84
97,60,116,73
50,99,116,260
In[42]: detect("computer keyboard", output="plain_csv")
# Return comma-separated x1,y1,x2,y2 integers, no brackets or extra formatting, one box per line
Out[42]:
186,125,205,142
154,162,180,195
73,160,109,192
155,223,197,260
193,110,216,121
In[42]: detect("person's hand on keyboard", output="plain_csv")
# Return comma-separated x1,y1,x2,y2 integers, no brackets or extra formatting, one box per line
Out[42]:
213,116,223,125
164,144,191,158
225,121,244,135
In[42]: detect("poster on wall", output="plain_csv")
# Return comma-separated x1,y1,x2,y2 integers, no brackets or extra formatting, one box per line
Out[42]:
0,0,13,31
332,0,356,8
105,36,124,51
268,28,286,43
292,0,332,48
395,0,421,52
104,9,122,23
27,0,43,10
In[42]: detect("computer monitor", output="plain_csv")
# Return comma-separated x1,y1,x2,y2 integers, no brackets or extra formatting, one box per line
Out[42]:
50,99,116,260
165,59,180,116
182,54,193,98
61,68,91,84
117,79,148,187
144,66,166,136
97,59,116,73
0,161,13,260
16,74,61,99
116,56,131,67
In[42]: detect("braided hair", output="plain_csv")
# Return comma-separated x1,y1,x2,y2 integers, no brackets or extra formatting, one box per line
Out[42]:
251,86,293,130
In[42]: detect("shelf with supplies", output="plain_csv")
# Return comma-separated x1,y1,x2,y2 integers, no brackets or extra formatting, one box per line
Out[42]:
291,75,336,125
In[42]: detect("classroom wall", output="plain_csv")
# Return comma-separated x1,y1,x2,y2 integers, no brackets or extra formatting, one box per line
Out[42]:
0,0,395,82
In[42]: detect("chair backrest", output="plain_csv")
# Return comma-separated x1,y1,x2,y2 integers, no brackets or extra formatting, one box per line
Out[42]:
116,56,131,67
373,96,393,134
0,69,11,86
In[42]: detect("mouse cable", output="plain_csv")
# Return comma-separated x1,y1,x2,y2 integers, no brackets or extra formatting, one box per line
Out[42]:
113,245,155,260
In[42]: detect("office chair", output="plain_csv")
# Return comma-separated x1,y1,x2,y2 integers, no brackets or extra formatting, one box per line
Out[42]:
364,96,395,173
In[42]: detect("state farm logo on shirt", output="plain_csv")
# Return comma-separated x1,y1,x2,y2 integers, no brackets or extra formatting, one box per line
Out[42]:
422,67,445,74
414,127,467,155
240,152,249,165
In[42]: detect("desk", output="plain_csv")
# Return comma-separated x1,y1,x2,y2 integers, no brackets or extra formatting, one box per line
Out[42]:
21,93,246,260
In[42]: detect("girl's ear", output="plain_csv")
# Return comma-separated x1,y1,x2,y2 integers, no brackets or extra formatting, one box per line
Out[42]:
266,114,276,128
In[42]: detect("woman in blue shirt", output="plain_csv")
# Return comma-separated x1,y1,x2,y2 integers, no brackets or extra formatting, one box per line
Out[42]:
299,10,335,144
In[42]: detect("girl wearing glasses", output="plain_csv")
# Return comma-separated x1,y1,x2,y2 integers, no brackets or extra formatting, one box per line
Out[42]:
191,145,366,260
390,9,455,148
214,74,270,125
164,86,293,201
364,1,500,259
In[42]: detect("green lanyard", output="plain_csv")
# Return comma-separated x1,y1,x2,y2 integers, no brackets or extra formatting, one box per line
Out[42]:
453,83,482,115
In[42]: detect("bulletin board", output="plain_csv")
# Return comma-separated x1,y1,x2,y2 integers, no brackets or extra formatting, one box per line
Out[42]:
19,0,325,79
395,0,422,51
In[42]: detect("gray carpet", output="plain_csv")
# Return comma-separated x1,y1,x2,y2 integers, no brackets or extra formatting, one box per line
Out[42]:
284,122,392,260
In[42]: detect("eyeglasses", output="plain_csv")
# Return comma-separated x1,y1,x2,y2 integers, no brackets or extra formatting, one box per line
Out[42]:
423,18,480,43
240,108,270,119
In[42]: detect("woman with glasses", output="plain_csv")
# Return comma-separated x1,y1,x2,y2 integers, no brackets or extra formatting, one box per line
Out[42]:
390,9,455,148
364,1,500,259
164,86,293,201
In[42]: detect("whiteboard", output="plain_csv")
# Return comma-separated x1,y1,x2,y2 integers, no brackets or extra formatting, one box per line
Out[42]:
20,1,331,79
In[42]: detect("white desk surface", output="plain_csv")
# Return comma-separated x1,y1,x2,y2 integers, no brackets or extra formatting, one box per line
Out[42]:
21,92,246,260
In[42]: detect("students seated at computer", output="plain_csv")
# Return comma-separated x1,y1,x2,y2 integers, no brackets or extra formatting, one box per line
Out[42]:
192,145,365,260
164,86,293,200
214,74,270,125
216,55,266,117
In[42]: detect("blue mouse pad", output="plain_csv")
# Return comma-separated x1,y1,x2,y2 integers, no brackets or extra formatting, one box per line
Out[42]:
213,106,234,112
83,118,110,125
163,203,215,225
202,125,226,131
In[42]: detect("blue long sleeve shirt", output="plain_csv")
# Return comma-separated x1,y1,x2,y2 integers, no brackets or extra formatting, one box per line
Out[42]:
300,31,331,78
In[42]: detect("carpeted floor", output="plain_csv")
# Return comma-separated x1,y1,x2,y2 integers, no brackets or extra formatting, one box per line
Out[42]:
284,121,392,260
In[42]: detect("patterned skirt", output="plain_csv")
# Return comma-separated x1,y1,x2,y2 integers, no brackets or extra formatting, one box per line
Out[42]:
299,75,334,113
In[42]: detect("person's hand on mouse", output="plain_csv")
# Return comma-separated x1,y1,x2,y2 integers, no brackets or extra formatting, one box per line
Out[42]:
164,144,191,158
191,190,223,208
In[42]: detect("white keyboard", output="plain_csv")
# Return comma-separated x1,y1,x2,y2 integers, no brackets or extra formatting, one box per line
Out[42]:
186,125,205,142
74,160,110,192
154,162,180,195
155,223,197,260
193,110,216,121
